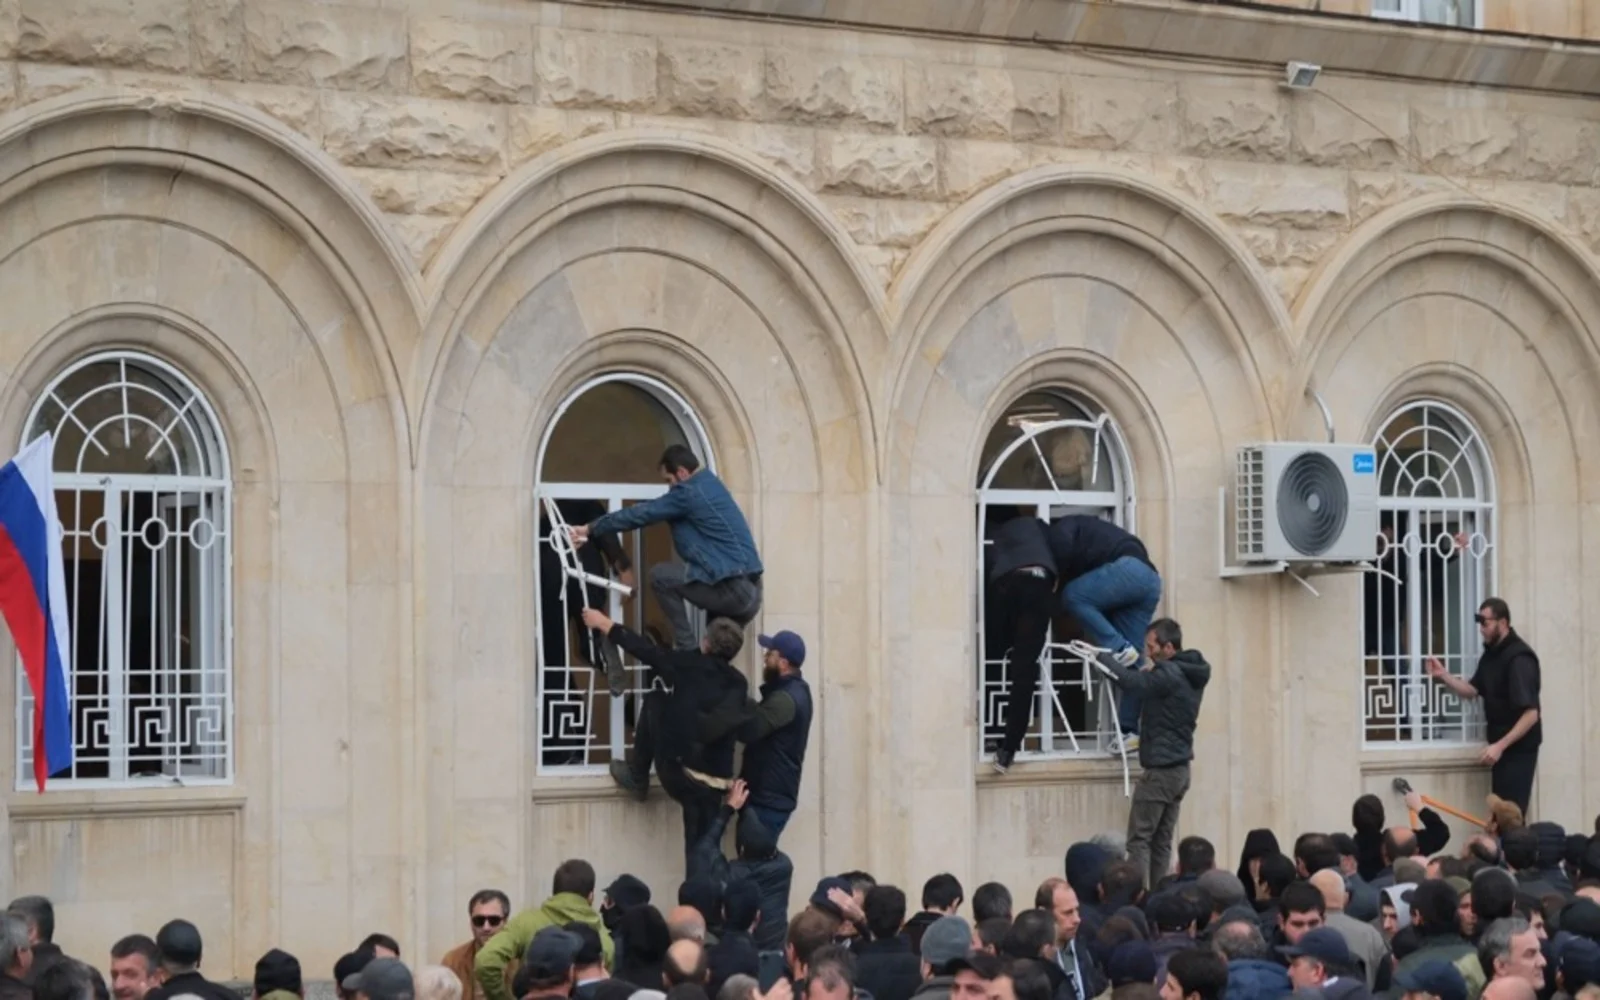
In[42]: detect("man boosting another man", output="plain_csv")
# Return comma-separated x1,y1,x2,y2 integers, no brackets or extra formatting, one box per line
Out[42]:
572,445,762,651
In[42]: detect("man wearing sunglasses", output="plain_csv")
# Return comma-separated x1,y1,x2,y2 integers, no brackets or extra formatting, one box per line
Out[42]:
443,890,511,1000
1425,597,1542,815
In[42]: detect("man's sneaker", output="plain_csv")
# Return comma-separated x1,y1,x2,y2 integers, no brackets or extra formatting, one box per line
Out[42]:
1112,646,1141,668
992,748,1015,774
1108,732,1140,755
609,760,648,802
597,635,627,697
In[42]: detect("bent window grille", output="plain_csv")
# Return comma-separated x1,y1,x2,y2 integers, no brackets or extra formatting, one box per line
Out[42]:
975,390,1135,762
534,374,715,775
1363,401,1493,746
18,351,232,787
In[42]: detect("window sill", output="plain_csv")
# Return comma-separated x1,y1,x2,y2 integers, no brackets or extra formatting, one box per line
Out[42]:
978,754,1137,788
1358,745,1483,772
6,785,246,820
530,775,649,802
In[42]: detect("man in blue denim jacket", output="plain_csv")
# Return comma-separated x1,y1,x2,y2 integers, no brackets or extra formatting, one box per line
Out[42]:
572,444,764,651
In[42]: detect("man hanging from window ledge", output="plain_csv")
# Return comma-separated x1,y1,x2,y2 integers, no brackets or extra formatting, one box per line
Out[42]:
1424,596,1541,816
580,607,751,870
984,511,1059,775
570,445,763,652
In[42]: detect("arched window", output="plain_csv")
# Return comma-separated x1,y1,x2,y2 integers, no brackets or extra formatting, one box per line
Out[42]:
975,389,1134,762
1363,401,1493,745
18,351,232,786
534,373,714,774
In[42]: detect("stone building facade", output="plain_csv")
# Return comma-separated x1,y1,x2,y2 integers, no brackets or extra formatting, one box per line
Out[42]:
0,0,1598,980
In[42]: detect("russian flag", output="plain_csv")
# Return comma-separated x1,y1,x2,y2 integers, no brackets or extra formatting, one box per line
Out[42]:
0,434,73,790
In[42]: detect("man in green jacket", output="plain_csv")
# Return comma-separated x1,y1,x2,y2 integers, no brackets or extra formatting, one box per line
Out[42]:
475,860,614,1000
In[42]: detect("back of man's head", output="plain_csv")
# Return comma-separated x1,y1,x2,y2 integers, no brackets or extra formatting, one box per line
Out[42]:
0,913,30,974
1473,870,1518,924
864,886,907,942
1147,893,1194,935
717,976,758,1000
1178,838,1216,876
6,897,53,945
552,860,597,899
1258,855,1298,900
806,946,856,996
703,619,744,661
563,923,605,971
1501,829,1539,873
1411,881,1461,937
786,909,838,973
31,958,93,1000
1002,911,1056,962
664,940,707,987
973,883,1013,923
156,920,204,973
1102,863,1146,908
1383,828,1419,865
923,874,964,914
722,881,762,935
1308,871,1347,912
1211,921,1268,962
1294,835,1341,876
667,907,707,944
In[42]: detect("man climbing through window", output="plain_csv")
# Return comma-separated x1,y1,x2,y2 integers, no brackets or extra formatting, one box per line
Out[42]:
1044,514,1162,753
571,445,762,651
984,512,1058,774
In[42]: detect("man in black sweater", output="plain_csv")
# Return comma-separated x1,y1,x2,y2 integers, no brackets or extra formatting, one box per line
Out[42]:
984,513,1058,774
582,608,751,868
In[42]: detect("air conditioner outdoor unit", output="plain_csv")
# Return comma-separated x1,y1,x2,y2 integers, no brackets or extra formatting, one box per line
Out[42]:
1235,443,1379,563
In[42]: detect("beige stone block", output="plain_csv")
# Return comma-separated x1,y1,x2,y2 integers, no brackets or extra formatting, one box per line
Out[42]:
906,63,1059,141
350,168,496,217
191,0,242,78
411,17,533,104
1206,162,1348,228
1347,170,1450,223
0,62,13,111
244,1,406,92
323,95,503,171
940,139,1025,200
818,133,937,198
386,212,456,267
660,39,762,119
1291,94,1408,168
1180,83,1290,160
536,28,655,110
1062,76,1178,152
506,106,615,166
1569,190,1600,254
1519,114,1600,186
763,50,902,130
0,0,15,60
1412,106,1518,177
206,80,320,140
714,121,817,188
822,196,943,249
18,63,105,104
17,0,189,72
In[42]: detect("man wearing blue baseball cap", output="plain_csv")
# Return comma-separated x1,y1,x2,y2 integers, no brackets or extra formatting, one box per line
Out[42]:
1394,960,1468,1000
737,630,812,841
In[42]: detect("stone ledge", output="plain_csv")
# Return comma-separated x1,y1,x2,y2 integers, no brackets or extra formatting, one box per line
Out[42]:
606,0,1600,97
6,787,246,820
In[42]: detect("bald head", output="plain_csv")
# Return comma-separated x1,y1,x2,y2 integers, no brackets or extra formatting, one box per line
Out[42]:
667,906,707,943
1309,870,1346,912
1483,977,1537,1000
664,939,707,987
1382,826,1418,865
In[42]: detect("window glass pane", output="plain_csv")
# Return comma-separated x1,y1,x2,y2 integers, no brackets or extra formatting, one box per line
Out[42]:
542,381,693,484
978,391,1116,492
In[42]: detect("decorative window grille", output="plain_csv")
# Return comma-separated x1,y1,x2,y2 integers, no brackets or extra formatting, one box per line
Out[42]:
534,374,714,775
1362,401,1492,746
975,390,1134,762
17,352,232,787
1371,0,1478,28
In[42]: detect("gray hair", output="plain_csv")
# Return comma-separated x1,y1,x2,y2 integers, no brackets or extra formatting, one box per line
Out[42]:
0,913,28,972
413,966,462,1000
717,976,758,1000
1478,918,1531,977
1089,832,1127,859
1213,921,1269,961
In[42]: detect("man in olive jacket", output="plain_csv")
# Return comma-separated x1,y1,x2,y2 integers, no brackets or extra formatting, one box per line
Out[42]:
476,860,614,1000
1094,618,1210,890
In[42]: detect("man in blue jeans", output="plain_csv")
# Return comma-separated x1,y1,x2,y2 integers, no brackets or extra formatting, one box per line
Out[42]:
1043,515,1162,752
572,444,763,650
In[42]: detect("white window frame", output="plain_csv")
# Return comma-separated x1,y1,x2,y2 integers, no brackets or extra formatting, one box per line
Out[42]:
1371,0,1482,29
1362,400,1493,748
975,392,1136,763
17,351,233,789
533,373,715,777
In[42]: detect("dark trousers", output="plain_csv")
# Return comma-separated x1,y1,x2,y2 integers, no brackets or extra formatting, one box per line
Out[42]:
628,695,723,868
997,569,1057,756
1492,745,1538,816
1126,762,1191,889
650,562,763,650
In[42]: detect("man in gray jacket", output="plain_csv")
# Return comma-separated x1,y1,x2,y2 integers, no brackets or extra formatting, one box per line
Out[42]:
1095,619,1210,889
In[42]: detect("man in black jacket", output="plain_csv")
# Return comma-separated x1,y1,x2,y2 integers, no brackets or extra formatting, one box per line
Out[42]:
688,780,794,958
1094,619,1210,890
582,609,751,867
1044,515,1162,752
1425,597,1541,814
143,920,242,1000
854,886,921,1000
7,897,107,999
984,514,1058,774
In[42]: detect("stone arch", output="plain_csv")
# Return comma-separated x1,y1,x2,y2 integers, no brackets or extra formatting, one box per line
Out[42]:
416,133,882,940
0,87,414,962
1293,196,1600,820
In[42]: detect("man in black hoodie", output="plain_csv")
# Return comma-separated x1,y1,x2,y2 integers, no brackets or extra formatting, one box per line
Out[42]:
1094,619,1210,890
1425,597,1541,815
854,887,921,1000
905,876,965,957
143,920,241,1000
688,780,794,963
582,609,751,866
